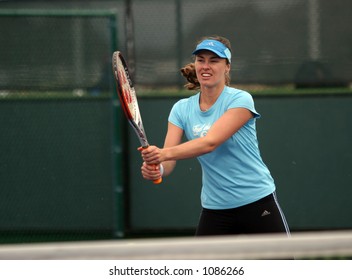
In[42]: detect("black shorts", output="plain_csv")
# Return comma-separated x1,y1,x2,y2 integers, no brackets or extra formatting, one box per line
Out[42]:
195,192,290,236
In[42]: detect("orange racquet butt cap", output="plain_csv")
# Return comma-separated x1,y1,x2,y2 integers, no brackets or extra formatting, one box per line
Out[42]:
153,177,162,184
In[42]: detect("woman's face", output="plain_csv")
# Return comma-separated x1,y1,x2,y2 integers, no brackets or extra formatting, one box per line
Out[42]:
194,50,230,89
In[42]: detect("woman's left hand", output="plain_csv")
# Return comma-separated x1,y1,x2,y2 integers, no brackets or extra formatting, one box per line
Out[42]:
138,145,163,165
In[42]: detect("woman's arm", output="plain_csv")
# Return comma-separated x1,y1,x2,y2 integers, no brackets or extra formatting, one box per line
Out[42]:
141,108,253,165
160,122,184,176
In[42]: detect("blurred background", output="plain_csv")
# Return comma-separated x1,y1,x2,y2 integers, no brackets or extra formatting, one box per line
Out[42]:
0,0,351,243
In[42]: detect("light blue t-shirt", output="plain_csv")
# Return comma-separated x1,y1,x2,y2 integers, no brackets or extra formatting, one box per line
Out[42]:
168,86,275,209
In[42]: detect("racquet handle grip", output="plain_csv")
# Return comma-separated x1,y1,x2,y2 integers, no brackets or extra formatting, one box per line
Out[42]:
153,176,162,184
138,147,162,184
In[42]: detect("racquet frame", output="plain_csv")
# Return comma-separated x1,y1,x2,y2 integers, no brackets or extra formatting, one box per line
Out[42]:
112,51,162,184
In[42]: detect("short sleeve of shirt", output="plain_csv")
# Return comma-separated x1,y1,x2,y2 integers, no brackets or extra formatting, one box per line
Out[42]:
227,90,261,119
168,98,189,130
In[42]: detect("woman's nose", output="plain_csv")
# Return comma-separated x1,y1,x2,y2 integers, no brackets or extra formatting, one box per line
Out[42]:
202,62,210,69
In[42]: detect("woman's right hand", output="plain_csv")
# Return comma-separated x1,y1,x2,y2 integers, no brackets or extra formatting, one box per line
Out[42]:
140,161,162,182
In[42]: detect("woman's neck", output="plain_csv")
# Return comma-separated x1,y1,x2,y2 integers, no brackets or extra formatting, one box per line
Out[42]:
199,85,225,111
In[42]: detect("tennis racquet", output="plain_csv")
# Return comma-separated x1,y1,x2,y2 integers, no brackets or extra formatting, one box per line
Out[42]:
112,51,162,184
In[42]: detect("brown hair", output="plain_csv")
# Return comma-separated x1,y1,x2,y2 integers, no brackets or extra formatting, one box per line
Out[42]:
180,35,232,90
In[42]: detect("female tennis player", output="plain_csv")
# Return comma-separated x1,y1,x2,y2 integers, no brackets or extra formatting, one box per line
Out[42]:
139,35,291,236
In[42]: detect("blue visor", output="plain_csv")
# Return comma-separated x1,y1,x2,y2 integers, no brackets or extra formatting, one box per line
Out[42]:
192,39,231,63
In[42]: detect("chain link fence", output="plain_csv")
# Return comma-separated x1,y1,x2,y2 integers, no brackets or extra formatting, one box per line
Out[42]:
1,0,351,92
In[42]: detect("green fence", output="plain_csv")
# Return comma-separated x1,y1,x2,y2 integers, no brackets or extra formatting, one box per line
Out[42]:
1,0,352,88
0,9,126,242
0,98,115,239
0,9,119,91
